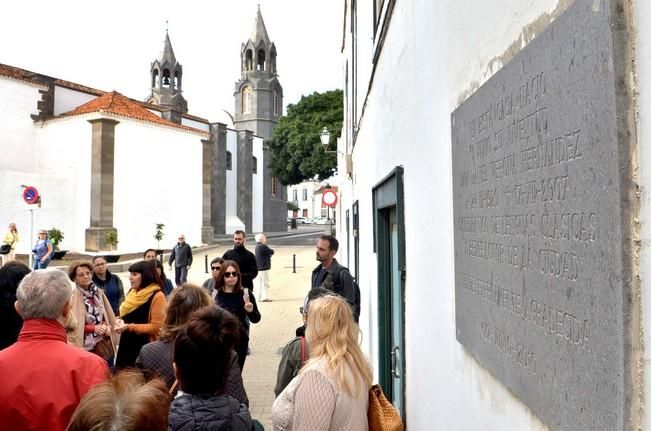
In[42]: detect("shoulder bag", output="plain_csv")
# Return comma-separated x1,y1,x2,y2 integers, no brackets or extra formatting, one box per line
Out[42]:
368,384,404,431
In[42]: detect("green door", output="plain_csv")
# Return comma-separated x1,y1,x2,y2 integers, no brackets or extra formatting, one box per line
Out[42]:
373,167,406,419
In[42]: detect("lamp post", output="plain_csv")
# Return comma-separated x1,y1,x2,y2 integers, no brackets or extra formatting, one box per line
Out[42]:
320,127,334,153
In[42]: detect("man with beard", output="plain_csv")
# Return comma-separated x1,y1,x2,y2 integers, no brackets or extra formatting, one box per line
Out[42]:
311,235,360,321
222,230,258,291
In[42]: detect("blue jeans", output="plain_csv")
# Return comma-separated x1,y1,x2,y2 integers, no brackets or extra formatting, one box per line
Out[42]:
33,258,50,270
174,266,188,286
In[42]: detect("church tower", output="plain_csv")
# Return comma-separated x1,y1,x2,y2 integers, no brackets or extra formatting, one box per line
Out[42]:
146,31,188,124
233,6,283,140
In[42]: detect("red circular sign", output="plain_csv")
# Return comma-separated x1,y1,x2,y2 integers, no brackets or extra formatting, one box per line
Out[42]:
322,190,338,207
22,186,40,204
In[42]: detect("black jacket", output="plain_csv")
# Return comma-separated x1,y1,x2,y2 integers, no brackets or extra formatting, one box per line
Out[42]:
169,242,193,268
254,243,274,270
311,259,360,321
222,247,258,289
168,393,252,431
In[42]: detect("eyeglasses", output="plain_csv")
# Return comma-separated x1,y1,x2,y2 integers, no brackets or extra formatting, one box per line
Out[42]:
211,266,221,271
39,232,46,235
223,271,239,278
299,307,305,314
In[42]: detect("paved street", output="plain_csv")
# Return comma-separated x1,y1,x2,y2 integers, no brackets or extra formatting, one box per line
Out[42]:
111,234,318,429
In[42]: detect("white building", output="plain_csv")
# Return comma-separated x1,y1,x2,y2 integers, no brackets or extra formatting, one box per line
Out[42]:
335,0,651,430
0,10,287,255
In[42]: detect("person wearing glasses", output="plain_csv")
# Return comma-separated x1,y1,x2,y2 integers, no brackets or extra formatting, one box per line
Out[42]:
203,257,225,299
213,260,261,370
168,234,192,287
32,230,53,270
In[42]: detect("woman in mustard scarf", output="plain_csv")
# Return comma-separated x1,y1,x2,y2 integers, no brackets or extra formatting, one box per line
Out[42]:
114,260,166,369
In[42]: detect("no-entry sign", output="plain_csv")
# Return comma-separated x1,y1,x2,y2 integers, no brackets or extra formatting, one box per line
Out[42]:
322,189,337,207
22,186,40,204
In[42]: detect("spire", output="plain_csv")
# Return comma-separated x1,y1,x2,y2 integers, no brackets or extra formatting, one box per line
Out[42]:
250,5,271,45
158,31,177,65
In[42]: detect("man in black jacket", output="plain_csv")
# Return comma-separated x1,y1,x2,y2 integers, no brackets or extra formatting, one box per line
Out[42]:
222,230,258,291
254,233,274,302
168,234,193,287
311,235,360,321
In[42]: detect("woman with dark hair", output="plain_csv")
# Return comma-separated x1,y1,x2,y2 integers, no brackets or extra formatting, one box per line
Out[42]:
202,257,225,298
214,260,261,370
114,260,166,369
169,306,253,431
0,262,30,350
136,283,249,405
68,261,117,362
152,259,174,297
92,255,125,315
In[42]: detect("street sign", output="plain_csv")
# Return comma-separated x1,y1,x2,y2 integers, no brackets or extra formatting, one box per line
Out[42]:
22,186,40,205
322,189,337,207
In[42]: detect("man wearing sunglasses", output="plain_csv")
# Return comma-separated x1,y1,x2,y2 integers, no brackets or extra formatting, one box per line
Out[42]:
222,230,258,291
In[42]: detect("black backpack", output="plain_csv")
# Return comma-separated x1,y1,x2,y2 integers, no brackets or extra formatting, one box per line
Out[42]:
329,266,361,322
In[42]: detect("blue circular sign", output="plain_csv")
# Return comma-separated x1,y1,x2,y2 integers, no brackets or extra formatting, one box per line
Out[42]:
22,186,39,204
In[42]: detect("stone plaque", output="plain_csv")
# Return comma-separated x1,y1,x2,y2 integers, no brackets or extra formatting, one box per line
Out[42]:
452,1,635,429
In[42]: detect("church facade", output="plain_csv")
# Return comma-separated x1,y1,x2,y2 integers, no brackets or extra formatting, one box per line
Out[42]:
0,9,286,254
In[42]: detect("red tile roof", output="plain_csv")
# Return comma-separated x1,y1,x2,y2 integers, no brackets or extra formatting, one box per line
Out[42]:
59,91,206,133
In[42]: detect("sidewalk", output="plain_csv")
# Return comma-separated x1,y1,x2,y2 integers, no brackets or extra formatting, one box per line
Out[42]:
114,243,315,429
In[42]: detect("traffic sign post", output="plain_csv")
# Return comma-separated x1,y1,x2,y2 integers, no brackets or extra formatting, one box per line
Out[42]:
21,185,40,268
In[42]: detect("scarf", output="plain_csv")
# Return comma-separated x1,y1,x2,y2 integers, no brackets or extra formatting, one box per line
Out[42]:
119,283,160,317
79,284,103,350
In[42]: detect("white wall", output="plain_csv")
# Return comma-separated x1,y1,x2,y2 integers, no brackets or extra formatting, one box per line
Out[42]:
113,118,205,251
252,136,264,233
225,130,244,233
0,77,42,174
53,86,97,115
181,117,210,132
339,0,570,429
287,180,321,218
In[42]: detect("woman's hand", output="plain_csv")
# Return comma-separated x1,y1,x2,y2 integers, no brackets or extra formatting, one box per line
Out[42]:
95,324,109,336
243,288,253,313
114,319,127,334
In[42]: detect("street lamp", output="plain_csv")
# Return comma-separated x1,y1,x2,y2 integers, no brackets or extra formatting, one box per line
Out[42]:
320,127,334,152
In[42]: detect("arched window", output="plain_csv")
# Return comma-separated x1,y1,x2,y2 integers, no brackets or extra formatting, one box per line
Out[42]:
226,151,232,170
242,86,252,114
252,156,258,174
270,51,276,74
245,50,253,71
273,89,280,116
162,69,171,87
152,69,159,88
174,70,181,89
257,49,266,71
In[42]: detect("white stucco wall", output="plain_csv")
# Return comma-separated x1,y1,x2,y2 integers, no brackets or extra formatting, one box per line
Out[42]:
181,117,210,132
113,118,205,251
225,130,244,233
287,181,321,218
0,77,42,174
339,0,580,430
252,137,264,233
53,86,97,115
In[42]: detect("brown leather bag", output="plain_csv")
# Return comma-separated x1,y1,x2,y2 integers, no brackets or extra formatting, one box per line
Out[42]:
91,336,114,360
368,384,404,431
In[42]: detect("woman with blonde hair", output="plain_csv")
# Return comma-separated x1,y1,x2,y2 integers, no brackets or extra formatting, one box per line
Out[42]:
272,294,373,430
136,283,249,404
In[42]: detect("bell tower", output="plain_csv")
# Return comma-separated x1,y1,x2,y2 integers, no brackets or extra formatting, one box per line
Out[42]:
233,6,283,140
146,30,188,124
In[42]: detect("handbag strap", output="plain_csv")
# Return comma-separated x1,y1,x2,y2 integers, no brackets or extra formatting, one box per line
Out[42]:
300,336,306,366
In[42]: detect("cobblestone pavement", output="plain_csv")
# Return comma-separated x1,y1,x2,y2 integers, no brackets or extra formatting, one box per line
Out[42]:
114,243,315,430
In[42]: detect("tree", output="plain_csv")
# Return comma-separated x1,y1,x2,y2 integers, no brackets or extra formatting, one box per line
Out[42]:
268,90,342,185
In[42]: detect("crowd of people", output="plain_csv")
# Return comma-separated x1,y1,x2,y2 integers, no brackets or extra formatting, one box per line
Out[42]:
0,227,377,431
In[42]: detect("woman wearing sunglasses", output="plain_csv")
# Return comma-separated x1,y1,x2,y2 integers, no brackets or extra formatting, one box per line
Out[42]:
214,260,261,370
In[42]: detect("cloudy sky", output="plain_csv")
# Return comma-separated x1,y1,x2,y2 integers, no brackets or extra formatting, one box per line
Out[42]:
0,0,343,123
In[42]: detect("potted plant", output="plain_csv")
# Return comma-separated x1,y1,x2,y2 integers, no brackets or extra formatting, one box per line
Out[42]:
154,223,165,256
103,230,120,263
48,227,67,260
